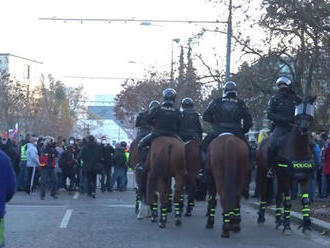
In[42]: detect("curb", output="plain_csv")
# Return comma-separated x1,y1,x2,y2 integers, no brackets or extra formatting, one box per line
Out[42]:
248,201,330,236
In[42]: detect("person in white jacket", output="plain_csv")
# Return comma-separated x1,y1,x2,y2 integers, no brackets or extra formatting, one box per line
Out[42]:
25,136,40,194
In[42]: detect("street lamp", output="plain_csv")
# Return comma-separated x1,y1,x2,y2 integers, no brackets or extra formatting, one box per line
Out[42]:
171,38,181,84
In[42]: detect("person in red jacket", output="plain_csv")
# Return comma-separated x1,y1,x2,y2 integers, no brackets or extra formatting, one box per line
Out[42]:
322,136,330,197
39,139,57,200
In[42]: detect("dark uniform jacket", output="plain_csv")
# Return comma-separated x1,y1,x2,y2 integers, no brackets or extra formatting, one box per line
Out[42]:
135,111,151,137
267,87,301,128
147,104,181,135
179,109,203,141
203,96,252,135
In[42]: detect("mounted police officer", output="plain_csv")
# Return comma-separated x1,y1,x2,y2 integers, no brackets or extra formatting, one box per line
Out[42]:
179,98,203,142
267,77,301,176
201,81,253,168
137,88,181,169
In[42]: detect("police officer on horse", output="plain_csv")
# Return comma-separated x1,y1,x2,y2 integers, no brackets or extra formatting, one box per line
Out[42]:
201,81,253,168
267,77,301,176
179,98,203,142
138,88,181,169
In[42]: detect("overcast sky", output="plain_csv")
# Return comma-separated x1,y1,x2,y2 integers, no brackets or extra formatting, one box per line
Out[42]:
1,0,258,97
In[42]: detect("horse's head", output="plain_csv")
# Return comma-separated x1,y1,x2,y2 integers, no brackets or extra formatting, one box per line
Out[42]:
294,96,316,135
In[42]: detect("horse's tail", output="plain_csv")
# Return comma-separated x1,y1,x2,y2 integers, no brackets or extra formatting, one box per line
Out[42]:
146,144,173,204
223,137,238,212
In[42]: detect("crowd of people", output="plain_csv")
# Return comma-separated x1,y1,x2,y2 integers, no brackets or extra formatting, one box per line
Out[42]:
0,134,130,200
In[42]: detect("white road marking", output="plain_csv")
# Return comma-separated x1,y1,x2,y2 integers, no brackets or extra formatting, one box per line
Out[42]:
59,209,73,228
73,192,80,199
107,204,135,208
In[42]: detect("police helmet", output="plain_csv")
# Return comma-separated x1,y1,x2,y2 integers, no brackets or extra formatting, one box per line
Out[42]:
222,81,238,98
276,77,291,88
148,100,160,110
162,88,176,103
181,97,194,109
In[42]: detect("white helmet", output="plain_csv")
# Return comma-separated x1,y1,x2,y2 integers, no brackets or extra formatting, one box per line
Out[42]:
276,77,291,88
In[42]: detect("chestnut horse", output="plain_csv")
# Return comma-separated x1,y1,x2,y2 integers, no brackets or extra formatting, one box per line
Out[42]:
205,134,249,238
146,136,185,228
184,139,201,217
128,137,148,217
257,97,316,235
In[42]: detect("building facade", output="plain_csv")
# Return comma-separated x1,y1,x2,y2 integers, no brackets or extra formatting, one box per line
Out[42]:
87,95,130,146
0,53,43,89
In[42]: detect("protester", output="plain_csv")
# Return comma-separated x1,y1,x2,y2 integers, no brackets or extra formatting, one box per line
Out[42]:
0,149,16,247
100,140,114,192
80,135,102,198
110,142,128,192
322,136,330,197
59,145,76,192
39,138,57,199
25,135,40,194
16,135,30,191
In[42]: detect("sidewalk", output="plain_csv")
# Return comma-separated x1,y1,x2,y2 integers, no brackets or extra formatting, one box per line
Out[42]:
247,198,330,236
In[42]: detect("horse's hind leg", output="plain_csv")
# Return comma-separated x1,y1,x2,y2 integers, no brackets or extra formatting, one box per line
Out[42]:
135,187,140,214
185,183,195,217
298,180,312,234
275,179,284,229
151,195,158,223
282,178,292,234
159,180,169,229
257,167,268,224
167,187,173,213
206,174,217,229
174,175,185,226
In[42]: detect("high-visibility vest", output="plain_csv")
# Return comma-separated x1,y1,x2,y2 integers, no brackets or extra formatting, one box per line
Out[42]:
125,151,129,161
20,144,27,161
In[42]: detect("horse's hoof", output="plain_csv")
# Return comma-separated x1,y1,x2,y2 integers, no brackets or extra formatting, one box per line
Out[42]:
184,212,192,217
175,219,182,226
206,223,214,229
283,228,292,235
231,224,240,233
151,217,158,223
221,231,230,238
257,216,265,224
159,222,166,229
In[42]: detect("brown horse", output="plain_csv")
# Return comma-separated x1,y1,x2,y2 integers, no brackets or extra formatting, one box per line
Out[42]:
257,97,316,235
205,134,249,238
184,139,201,217
128,137,148,217
146,136,185,228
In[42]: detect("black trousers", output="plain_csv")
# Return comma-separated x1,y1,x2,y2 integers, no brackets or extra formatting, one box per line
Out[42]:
87,171,97,194
40,167,56,196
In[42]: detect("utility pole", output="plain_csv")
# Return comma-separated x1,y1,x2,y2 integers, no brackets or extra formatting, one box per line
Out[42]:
170,38,180,84
225,0,233,83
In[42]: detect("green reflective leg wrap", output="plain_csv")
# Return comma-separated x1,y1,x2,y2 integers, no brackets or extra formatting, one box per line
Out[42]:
209,208,216,217
168,193,173,201
223,212,231,224
275,208,283,217
259,201,266,213
283,197,291,221
152,202,158,211
233,208,240,217
160,208,167,223
174,202,181,217
188,201,195,207
0,218,4,248
301,194,310,218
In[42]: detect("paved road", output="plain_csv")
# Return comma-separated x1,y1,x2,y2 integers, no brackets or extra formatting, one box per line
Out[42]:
4,190,330,248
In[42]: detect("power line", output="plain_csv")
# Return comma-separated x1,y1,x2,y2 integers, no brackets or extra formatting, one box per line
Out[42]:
38,17,227,24
64,75,144,80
